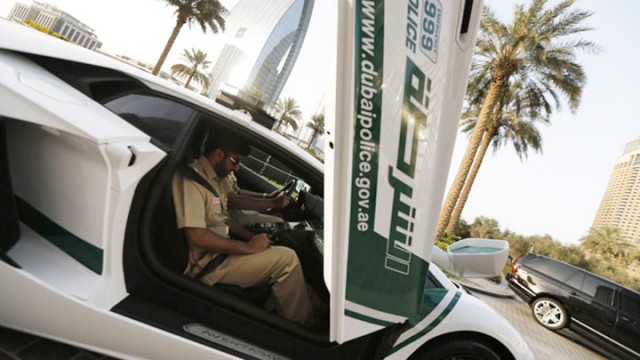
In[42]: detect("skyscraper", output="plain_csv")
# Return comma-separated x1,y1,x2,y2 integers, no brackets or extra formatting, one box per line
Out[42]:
207,0,314,123
593,137,640,243
6,1,102,50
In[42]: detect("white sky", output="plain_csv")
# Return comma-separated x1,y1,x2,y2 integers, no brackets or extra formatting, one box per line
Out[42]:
2,0,638,245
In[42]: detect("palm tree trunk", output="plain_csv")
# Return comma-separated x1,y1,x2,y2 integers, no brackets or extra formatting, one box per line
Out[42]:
152,18,185,75
274,118,283,132
445,126,495,236
435,77,505,241
185,67,197,88
308,132,318,148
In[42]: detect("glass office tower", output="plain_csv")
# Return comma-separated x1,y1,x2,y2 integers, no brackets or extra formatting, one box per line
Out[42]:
207,0,314,109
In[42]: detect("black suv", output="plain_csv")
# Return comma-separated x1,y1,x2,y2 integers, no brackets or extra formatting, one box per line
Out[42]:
507,253,639,359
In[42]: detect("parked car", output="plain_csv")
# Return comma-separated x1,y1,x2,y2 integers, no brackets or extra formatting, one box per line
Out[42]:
0,5,538,358
507,253,640,359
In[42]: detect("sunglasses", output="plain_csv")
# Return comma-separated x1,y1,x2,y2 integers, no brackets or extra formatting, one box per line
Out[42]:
228,156,240,165
224,152,241,165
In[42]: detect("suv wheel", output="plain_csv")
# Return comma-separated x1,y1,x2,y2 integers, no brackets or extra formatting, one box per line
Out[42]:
531,297,567,330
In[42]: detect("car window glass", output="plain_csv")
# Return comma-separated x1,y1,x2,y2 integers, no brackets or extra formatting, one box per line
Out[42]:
243,146,307,195
104,94,195,148
426,274,440,289
565,271,585,290
582,275,615,305
618,289,640,318
529,258,577,281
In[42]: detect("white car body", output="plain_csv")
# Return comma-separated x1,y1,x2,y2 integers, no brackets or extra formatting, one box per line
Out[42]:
0,1,535,359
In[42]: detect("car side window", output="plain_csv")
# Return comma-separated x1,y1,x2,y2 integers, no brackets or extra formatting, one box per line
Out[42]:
582,275,615,305
241,146,306,193
617,289,640,319
104,94,195,149
565,271,585,290
530,258,577,282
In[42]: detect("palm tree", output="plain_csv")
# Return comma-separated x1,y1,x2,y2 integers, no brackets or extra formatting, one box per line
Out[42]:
581,226,633,261
436,0,599,241
274,97,302,133
444,87,546,235
152,0,227,76
468,216,502,239
306,113,325,147
171,48,212,90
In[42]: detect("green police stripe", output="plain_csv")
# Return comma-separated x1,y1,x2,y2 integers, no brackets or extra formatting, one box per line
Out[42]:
345,309,397,327
388,292,462,355
346,0,434,318
16,197,103,274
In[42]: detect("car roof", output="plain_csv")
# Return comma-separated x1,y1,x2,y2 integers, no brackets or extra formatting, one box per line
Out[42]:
0,19,204,106
0,19,323,172
523,253,640,294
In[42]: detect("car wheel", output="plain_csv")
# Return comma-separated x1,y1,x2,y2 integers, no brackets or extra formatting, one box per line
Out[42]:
531,297,568,330
409,337,506,360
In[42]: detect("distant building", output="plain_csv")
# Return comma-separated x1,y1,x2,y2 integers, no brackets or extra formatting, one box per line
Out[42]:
207,0,314,128
593,137,640,243
7,1,102,50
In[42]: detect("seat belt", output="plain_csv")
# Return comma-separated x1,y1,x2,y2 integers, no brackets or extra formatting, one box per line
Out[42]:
179,165,220,197
178,165,228,279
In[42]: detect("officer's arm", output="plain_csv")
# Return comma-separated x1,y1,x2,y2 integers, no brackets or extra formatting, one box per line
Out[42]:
184,228,269,255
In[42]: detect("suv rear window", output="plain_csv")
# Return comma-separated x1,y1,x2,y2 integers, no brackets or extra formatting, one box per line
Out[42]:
565,271,585,289
527,257,578,282
582,275,615,305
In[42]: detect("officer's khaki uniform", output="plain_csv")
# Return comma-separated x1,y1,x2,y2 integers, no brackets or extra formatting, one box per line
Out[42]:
172,156,312,324
225,173,283,225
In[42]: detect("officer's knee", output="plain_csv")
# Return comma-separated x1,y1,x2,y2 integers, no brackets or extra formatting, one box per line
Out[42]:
273,246,297,259
270,246,300,266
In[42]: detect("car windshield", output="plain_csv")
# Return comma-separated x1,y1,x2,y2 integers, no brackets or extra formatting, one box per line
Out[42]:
105,94,195,149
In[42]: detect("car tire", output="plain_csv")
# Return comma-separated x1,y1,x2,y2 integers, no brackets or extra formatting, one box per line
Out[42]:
531,297,568,330
409,337,506,360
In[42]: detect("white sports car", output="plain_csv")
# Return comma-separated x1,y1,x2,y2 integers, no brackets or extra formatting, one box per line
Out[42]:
0,1,536,359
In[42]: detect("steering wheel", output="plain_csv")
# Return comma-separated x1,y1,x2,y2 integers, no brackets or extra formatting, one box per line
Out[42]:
267,180,306,220
280,179,297,197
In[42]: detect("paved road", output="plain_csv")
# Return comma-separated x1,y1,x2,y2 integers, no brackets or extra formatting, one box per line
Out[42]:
468,278,616,360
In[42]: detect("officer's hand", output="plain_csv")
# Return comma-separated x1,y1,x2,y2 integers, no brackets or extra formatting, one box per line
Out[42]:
248,233,271,253
273,194,290,209
267,189,282,199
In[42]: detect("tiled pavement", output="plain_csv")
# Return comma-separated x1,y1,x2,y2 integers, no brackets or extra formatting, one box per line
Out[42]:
463,278,613,360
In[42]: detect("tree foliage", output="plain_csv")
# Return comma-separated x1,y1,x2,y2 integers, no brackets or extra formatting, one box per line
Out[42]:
171,48,212,89
306,113,325,147
152,0,227,75
581,226,636,264
453,216,640,291
274,97,302,133
436,0,599,241
469,216,502,239
444,88,548,236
